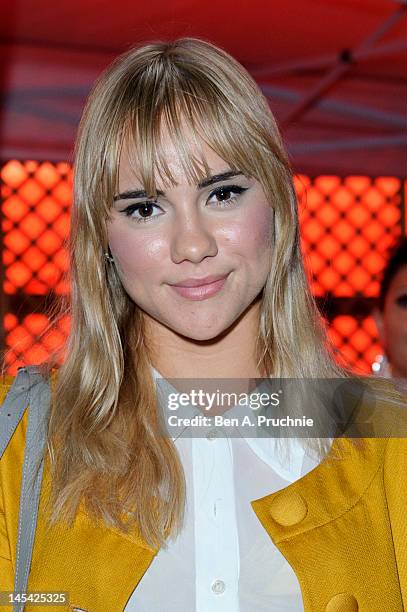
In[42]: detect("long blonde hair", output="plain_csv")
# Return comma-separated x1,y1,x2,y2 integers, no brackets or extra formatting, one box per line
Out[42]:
36,37,346,549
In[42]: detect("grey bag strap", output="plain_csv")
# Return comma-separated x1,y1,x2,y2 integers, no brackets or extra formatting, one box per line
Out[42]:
0,367,31,458
0,365,51,612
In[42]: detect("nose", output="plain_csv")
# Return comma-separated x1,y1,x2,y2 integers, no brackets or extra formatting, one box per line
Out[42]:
171,208,218,264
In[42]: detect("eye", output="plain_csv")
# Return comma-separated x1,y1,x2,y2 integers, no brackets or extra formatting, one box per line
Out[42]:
120,201,163,223
395,294,407,309
207,185,248,208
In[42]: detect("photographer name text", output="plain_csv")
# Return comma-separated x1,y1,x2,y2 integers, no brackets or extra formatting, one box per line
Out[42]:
167,414,314,428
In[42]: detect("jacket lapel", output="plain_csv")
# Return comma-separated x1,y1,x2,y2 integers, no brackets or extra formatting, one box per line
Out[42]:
27,455,159,611
250,435,404,610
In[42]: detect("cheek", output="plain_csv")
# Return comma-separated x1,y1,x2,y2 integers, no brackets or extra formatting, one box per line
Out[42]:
107,223,166,276
220,207,272,257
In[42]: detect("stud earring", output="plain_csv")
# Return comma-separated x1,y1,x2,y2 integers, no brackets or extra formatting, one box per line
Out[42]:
104,251,114,263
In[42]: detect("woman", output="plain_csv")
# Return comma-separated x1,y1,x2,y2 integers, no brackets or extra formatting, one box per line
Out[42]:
373,237,407,378
1,38,406,612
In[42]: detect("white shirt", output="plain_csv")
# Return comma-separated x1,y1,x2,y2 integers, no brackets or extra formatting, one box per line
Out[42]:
124,367,330,611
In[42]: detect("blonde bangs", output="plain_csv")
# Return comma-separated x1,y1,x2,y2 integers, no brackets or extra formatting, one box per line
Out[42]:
108,48,282,202
120,99,240,200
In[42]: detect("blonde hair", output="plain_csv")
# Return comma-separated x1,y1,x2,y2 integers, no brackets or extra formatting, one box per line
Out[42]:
35,37,347,549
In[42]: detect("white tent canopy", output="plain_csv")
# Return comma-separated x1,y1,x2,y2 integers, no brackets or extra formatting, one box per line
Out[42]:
1,0,406,176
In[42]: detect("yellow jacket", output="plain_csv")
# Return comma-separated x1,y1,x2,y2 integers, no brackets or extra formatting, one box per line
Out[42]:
1,375,406,612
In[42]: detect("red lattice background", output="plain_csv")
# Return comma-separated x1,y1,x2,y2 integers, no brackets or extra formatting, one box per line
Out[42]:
1,160,406,375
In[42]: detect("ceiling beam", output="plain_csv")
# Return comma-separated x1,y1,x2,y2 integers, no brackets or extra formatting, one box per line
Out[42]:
260,84,407,129
1,97,80,126
250,38,407,79
281,4,407,128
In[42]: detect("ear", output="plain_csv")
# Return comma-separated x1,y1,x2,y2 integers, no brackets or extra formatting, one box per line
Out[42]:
372,307,385,345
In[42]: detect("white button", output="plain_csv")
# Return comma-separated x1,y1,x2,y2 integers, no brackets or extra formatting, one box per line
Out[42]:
206,428,218,441
211,579,226,594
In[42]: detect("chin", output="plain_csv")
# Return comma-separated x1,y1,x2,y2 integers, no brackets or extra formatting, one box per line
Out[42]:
172,320,232,342
179,328,226,342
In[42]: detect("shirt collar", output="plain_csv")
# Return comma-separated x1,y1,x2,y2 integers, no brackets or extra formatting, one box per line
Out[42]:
150,365,306,482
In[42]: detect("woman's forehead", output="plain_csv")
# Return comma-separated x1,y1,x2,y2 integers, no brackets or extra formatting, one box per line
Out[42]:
118,131,233,190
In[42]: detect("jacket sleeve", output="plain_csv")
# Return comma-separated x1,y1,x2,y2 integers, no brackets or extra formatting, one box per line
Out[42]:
383,435,407,609
0,377,16,591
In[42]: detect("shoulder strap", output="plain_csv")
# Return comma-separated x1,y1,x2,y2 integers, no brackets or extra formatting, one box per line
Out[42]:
0,365,51,612
0,367,31,458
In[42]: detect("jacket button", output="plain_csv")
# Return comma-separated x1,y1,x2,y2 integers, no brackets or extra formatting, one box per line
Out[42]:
325,593,358,611
269,490,307,526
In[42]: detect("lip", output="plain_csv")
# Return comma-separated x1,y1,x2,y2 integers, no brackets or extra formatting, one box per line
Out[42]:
169,273,230,301
171,274,229,288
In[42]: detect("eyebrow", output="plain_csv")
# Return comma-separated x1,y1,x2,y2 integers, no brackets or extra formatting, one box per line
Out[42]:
113,170,245,202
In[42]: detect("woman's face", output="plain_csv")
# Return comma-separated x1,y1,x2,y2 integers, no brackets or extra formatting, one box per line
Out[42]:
106,130,274,342
375,264,407,377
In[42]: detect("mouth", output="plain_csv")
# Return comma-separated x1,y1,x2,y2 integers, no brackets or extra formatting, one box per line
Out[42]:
168,273,230,301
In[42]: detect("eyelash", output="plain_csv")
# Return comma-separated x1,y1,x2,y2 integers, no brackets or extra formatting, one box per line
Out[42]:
119,185,248,224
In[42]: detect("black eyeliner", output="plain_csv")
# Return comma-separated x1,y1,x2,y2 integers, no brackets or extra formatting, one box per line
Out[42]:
208,184,248,195
121,202,159,217
119,183,249,221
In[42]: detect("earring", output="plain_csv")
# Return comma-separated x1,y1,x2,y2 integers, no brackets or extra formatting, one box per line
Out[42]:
371,354,391,377
104,251,114,263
